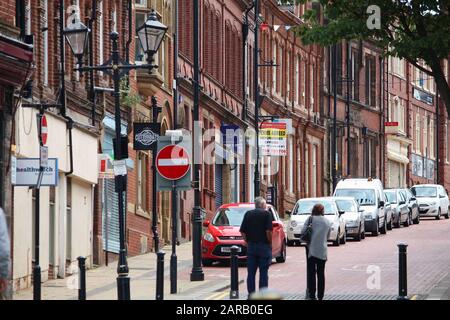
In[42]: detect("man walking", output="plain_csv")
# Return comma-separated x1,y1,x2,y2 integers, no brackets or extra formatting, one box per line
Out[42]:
240,197,273,298
0,207,10,300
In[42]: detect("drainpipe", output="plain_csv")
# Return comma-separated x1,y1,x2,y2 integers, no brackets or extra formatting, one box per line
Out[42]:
242,2,254,202
59,0,74,177
126,0,132,64
379,55,384,184
88,0,97,126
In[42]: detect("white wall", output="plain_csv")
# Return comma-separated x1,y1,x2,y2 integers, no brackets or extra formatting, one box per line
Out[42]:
13,106,98,288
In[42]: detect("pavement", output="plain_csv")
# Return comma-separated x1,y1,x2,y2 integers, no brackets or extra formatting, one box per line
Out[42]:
13,241,232,300
13,216,450,300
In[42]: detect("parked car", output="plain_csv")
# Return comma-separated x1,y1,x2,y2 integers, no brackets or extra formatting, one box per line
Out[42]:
201,203,287,266
410,184,450,220
287,197,346,246
333,178,388,236
334,197,365,241
383,192,394,230
384,189,410,228
399,188,420,224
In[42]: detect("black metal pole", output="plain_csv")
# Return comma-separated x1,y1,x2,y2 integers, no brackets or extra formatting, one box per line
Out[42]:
77,256,86,300
397,243,408,300
332,44,337,190
33,110,44,301
111,32,130,300
436,89,440,184
190,0,205,282
33,187,41,300
253,0,260,197
170,181,178,293
170,0,179,294
156,251,165,300
346,41,350,176
152,96,160,253
230,246,239,299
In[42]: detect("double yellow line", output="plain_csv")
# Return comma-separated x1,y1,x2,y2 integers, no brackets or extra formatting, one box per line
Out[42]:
206,290,229,300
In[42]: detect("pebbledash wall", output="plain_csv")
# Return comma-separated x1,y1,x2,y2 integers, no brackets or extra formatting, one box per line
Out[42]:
12,107,97,290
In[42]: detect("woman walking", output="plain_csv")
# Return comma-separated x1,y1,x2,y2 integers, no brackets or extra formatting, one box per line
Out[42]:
301,203,331,300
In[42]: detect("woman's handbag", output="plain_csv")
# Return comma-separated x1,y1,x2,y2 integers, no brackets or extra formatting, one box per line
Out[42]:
300,216,313,243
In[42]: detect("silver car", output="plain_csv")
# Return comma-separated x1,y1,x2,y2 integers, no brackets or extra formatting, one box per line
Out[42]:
335,197,365,241
384,189,410,228
287,197,346,247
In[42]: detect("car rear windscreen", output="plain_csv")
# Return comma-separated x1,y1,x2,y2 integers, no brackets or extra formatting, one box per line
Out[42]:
335,189,376,206
411,187,437,198
212,207,252,226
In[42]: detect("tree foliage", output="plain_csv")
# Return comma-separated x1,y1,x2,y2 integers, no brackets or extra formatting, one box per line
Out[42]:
288,0,450,115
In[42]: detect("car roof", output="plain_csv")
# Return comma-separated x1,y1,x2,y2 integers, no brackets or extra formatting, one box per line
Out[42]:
297,197,335,202
333,196,358,202
411,184,440,188
336,178,383,188
218,203,274,209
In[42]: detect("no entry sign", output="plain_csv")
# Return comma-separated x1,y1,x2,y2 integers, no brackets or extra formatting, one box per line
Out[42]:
156,145,190,180
41,115,48,145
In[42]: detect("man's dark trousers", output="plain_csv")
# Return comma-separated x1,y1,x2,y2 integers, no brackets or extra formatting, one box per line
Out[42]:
247,242,272,295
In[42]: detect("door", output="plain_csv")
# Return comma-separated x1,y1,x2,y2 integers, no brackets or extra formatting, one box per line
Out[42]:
269,207,281,255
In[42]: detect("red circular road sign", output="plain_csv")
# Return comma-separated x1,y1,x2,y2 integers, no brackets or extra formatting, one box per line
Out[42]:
41,115,48,145
156,145,190,180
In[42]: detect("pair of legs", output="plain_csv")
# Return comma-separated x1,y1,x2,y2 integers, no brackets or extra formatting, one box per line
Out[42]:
306,247,326,300
246,242,272,296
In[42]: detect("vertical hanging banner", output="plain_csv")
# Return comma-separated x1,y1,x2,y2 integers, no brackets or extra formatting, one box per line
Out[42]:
259,122,287,156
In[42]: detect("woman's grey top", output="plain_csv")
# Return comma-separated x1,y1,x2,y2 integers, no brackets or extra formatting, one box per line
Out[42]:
301,215,331,261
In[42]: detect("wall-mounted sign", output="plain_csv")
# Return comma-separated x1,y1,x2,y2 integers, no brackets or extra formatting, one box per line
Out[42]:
259,122,287,156
413,87,434,105
385,121,399,134
220,124,244,158
411,154,423,177
13,158,58,186
133,123,160,150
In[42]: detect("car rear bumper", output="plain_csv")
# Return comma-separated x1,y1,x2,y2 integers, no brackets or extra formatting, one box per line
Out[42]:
364,219,378,232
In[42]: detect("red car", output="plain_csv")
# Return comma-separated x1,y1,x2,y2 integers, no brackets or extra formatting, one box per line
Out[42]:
201,203,287,266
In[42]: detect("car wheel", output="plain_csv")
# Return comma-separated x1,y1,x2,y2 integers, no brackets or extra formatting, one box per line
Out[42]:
340,229,347,244
403,213,410,227
444,210,449,219
202,259,214,267
276,241,287,263
387,215,393,230
380,216,387,234
394,216,401,228
413,210,420,224
287,239,295,247
436,208,441,220
333,230,340,246
361,226,366,240
355,226,362,242
371,219,379,236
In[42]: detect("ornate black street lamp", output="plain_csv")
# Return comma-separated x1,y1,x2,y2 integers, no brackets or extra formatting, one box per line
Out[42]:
63,8,167,300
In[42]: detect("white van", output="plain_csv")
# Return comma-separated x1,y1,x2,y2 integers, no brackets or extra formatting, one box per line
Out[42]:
333,178,389,236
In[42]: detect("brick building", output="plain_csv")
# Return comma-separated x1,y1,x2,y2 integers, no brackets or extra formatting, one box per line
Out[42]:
323,39,385,192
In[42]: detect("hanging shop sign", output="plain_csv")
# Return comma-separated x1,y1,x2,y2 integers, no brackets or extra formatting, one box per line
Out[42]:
133,122,160,150
13,158,58,186
259,122,287,156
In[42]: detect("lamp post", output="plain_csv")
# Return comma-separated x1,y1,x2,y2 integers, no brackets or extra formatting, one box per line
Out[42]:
63,8,167,300
190,0,205,282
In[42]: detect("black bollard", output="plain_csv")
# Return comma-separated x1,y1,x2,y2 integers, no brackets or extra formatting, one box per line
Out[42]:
156,251,165,300
77,256,86,300
397,243,408,300
230,245,239,299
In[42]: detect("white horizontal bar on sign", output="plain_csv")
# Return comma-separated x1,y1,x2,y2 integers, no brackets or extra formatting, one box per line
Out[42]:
158,159,189,166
